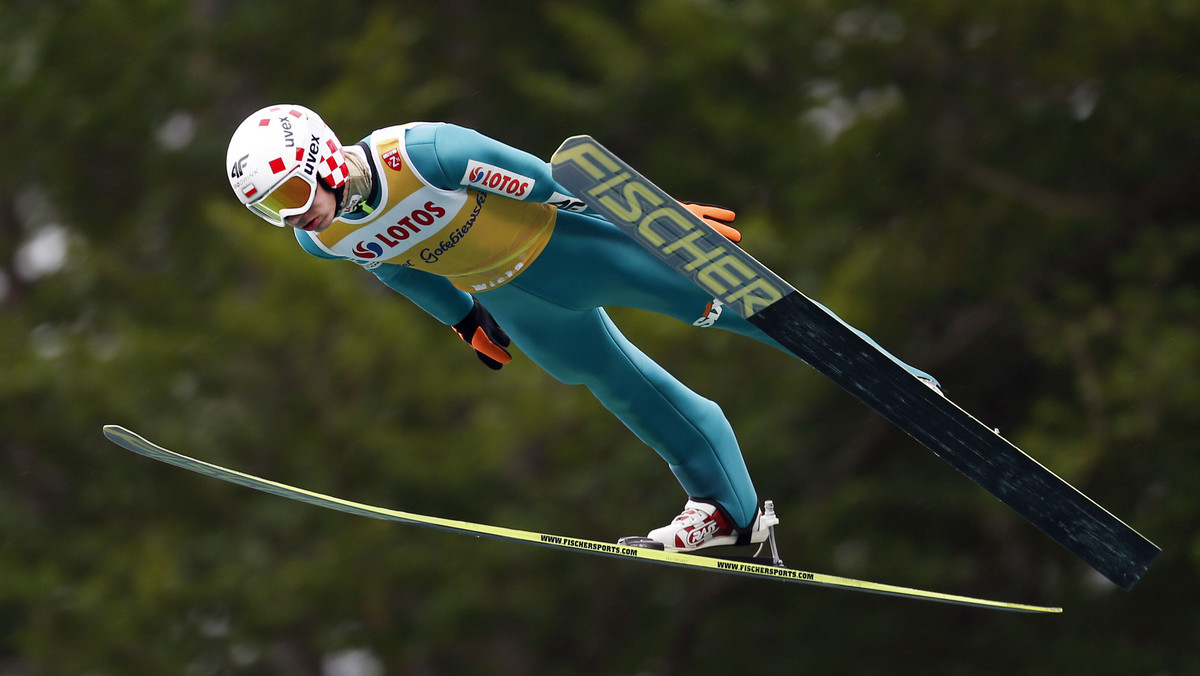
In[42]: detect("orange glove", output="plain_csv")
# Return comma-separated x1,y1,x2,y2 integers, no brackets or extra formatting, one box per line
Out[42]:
682,202,742,243
452,298,512,370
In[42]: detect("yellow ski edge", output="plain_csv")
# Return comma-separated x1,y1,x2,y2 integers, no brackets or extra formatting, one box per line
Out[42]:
101,425,1062,614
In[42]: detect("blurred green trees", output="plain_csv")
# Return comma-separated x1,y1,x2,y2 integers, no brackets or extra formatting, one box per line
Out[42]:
2,1,1197,673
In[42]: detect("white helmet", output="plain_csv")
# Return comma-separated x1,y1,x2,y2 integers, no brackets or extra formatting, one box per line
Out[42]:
226,104,350,226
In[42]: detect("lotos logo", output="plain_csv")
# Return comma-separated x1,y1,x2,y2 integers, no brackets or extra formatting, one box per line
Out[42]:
353,241,384,259
372,201,448,246
342,200,453,262
461,160,535,198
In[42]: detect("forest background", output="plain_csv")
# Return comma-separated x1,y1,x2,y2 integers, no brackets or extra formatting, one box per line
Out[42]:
2,1,1197,674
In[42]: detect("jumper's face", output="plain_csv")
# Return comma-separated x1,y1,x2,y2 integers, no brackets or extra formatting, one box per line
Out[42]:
283,182,337,233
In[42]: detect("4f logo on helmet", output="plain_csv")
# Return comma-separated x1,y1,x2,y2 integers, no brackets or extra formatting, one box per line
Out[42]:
230,154,249,179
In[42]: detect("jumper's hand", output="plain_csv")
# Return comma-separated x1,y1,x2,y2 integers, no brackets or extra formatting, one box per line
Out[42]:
682,202,741,243
452,298,512,370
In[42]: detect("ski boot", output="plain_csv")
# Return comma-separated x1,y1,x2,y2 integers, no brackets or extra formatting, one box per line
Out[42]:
619,498,784,566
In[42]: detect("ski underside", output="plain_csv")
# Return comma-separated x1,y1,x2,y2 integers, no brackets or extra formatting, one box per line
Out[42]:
549,135,1159,592
103,425,1058,613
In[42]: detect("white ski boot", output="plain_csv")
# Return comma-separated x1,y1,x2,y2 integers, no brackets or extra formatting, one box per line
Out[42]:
619,498,782,561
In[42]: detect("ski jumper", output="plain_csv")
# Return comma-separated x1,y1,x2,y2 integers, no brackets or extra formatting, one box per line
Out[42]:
295,122,936,529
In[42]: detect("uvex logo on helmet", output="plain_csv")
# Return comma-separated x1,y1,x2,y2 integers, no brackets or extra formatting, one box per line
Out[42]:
277,114,296,147
302,135,320,176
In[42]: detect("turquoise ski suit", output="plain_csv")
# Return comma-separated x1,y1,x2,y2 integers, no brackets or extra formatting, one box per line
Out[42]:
295,122,935,530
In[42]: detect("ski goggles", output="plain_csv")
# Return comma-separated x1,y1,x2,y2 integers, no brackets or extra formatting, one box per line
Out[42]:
246,172,317,227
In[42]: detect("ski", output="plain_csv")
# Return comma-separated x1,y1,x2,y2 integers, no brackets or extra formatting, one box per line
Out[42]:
550,135,1160,590
103,425,1058,613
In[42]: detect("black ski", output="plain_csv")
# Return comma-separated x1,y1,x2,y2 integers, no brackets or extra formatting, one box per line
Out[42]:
550,135,1159,590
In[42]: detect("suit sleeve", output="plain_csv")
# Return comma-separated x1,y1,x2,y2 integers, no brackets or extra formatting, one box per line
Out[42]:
405,123,590,212
294,229,473,325
369,263,475,326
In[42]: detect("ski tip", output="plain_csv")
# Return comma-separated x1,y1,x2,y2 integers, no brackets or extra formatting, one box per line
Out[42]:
101,424,134,443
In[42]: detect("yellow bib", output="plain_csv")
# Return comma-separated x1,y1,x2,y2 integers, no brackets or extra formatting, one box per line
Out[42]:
310,125,557,291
